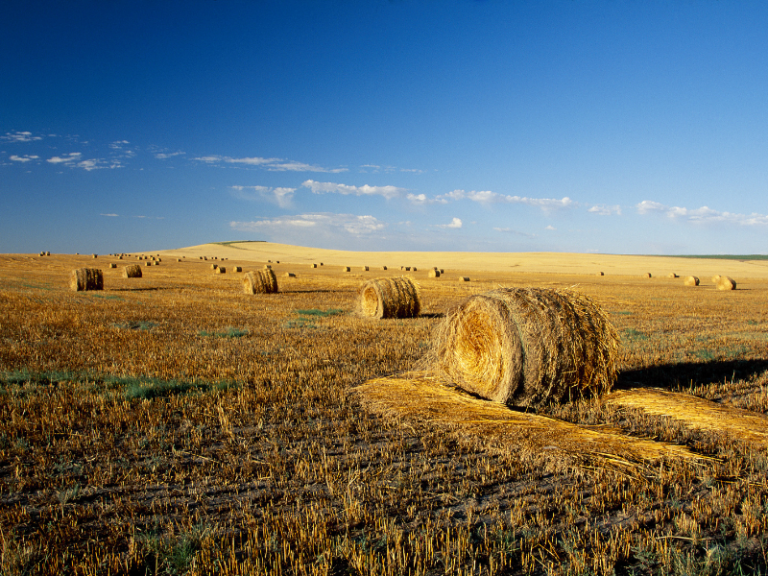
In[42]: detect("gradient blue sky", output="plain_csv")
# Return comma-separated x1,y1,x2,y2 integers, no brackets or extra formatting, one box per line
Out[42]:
2,0,767,255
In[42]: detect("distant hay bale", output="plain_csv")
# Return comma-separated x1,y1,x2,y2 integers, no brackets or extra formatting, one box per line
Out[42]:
108,263,117,269
381,266,388,271
343,266,351,272
45,251,50,256
123,264,142,278
232,266,242,272
668,273,678,278
243,269,278,294
440,269,444,274
358,277,420,319
275,261,280,264
597,271,604,277
92,254,98,259
144,261,152,267
405,267,411,271
413,267,418,272
216,267,226,274
684,276,700,286
429,287,619,409
267,260,272,263
429,269,441,278
264,264,272,269
319,263,324,266
643,273,652,278
310,263,318,268
211,264,218,270
717,276,736,290
118,256,123,260
177,259,182,262
69,268,103,292
362,266,369,271
284,272,296,278
459,276,470,282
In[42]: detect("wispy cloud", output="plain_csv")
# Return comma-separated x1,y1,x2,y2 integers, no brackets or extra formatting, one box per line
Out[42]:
47,153,82,165
10,155,39,163
437,189,574,210
231,212,385,236
230,185,296,208
195,155,346,173
636,200,768,226
436,217,462,229
302,180,406,200
100,213,119,217
589,204,622,216
2,131,43,143
47,152,122,171
154,151,185,160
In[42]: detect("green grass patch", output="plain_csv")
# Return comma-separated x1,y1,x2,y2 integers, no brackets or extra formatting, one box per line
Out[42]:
294,308,344,317
621,328,647,342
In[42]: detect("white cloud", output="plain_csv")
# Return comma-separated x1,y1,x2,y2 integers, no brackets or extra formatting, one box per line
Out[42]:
230,185,296,208
109,140,130,149
436,217,462,229
10,155,39,163
2,131,43,143
636,200,768,226
154,151,185,160
589,204,622,216
437,189,574,210
302,179,406,200
47,153,82,164
545,225,556,230
194,155,346,173
231,212,385,236
46,153,121,171
100,213,119,217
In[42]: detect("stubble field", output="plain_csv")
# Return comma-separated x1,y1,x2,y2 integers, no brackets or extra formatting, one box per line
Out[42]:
2,247,768,575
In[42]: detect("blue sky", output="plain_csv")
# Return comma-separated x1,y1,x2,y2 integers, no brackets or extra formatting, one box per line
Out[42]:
2,0,767,255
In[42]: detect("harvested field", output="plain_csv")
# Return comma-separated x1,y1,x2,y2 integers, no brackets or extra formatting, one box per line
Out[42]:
2,249,768,575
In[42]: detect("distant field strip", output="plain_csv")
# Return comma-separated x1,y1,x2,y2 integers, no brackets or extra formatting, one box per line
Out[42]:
605,388,768,447
354,372,698,464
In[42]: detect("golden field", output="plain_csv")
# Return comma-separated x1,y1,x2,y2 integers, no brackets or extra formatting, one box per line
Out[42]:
1,244,768,575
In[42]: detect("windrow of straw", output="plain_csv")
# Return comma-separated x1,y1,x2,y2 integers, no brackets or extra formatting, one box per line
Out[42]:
243,269,278,294
352,373,697,465
426,287,619,409
359,277,420,319
69,268,103,292
605,389,768,448
123,264,142,278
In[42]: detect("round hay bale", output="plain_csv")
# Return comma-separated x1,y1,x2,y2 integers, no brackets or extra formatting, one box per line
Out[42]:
177,259,182,262
108,263,117,269
343,266,351,272
684,276,700,286
717,276,736,291
429,287,619,408
429,269,441,278
381,266,388,271
310,263,318,268
243,269,278,294
358,277,420,319
92,254,98,259
210,264,218,270
264,264,272,269
123,264,142,278
232,266,242,272
145,261,152,267
668,273,678,279
362,266,369,271
45,251,50,256
459,276,470,282
643,273,652,278
711,275,721,283
276,260,280,264
216,267,226,274
284,272,296,278
118,256,123,260
413,267,418,272
597,271,604,277
69,268,103,292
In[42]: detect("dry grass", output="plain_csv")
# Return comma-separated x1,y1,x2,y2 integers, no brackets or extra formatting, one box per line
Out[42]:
2,252,768,575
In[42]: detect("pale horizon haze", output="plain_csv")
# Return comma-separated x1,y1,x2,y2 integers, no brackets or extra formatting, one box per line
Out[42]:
2,0,767,255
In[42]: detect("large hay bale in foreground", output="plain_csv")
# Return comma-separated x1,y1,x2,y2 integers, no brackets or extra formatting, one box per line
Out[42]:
70,268,103,291
429,287,619,409
684,276,699,286
717,276,736,290
243,269,278,294
123,264,142,278
359,277,420,319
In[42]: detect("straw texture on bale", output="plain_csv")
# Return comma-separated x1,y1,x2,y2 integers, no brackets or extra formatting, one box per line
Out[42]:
429,269,441,278
684,276,700,286
243,269,278,294
123,264,142,278
359,277,420,319
69,268,103,292
717,276,736,290
428,287,619,409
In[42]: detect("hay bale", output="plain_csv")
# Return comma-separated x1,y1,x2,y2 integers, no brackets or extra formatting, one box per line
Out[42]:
429,269,441,278
177,259,182,262
684,276,699,286
69,268,103,291
216,267,226,274
108,263,117,269
232,266,242,272
429,287,619,409
211,264,218,270
144,261,152,267
343,266,351,272
459,276,470,282
118,256,123,260
711,275,721,283
597,271,604,277
310,263,318,268
643,273,652,278
264,264,272,269
243,269,278,294
92,254,98,259
413,267,418,272
359,277,420,319
123,264,142,278
668,273,678,278
717,276,736,290
284,272,296,278
362,266,369,271
381,266,388,271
